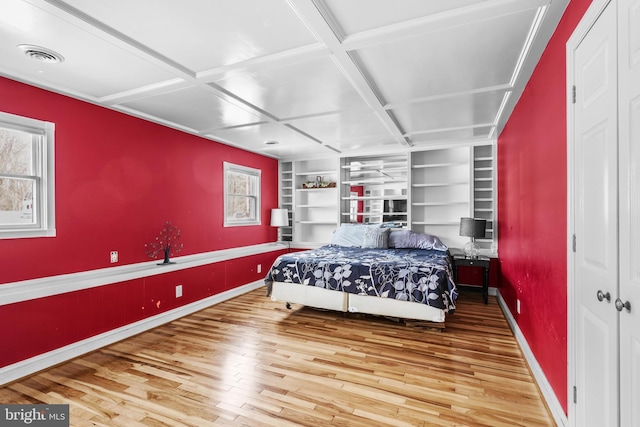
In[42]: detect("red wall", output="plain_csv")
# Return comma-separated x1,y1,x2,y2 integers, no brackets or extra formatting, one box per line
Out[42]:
0,77,283,368
497,0,592,413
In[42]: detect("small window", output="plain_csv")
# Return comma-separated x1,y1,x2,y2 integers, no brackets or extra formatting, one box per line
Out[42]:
224,162,261,226
0,112,55,239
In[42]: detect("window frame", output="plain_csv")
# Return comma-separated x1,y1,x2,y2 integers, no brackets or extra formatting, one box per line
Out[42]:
0,111,55,239
223,162,261,227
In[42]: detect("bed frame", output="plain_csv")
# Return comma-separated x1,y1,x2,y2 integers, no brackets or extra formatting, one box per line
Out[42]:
269,281,447,324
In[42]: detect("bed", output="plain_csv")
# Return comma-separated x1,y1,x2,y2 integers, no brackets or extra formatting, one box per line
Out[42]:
265,225,458,324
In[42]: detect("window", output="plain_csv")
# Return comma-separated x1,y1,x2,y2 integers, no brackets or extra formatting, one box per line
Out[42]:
0,111,55,239
224,162,260,226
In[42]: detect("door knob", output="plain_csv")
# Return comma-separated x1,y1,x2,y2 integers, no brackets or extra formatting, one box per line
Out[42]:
615,298,631,312
597,290,611,302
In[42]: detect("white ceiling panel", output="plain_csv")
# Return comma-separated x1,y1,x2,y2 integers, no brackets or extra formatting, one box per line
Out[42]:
411,126,494,146
288,109,394,146
0,0,176,98
352,8,538,103
120,86,265,132
61,0,318,73
390,90,508,133
0,0,569,157
208,122,329,157
318,0,487,37
213,56,369,119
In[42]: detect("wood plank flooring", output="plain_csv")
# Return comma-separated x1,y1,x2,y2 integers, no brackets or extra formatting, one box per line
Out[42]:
0,288,555,426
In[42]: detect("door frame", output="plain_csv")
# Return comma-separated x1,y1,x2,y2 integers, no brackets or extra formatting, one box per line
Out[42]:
566,0,614,425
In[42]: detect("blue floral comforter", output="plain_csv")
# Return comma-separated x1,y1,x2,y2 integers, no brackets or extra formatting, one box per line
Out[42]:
265,245,457,312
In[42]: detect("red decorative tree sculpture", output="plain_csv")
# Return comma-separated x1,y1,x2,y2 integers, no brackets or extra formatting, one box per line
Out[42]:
145,221,183,265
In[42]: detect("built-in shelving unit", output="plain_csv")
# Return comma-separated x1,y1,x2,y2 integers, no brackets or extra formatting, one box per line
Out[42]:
278,145,497,252
292,158,339,245
340,154,408,227
473,144,495,251
410,147,471,248
278,161,293,241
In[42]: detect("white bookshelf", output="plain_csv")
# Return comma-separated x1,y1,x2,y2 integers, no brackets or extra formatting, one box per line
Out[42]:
278,145,496,251
277,161,294,242
473,144,496,251
292,158,339,245
410,147,472,248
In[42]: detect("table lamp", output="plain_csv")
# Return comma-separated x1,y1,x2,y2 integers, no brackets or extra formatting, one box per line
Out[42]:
459,217,486,257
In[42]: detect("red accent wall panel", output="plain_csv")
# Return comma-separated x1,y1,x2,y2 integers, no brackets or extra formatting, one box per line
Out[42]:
497,0,592,414
0,76,286,369
0,251,288,368
0,76,279,284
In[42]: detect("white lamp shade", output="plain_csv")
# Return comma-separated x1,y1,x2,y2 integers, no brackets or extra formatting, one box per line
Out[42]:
270,208,289,227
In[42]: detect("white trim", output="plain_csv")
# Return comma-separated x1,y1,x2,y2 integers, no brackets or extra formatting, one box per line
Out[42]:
223,161,261,227
565,1,611,425
496,290,568,427
0,112,56,239
0,280,265,386
0,242,283,307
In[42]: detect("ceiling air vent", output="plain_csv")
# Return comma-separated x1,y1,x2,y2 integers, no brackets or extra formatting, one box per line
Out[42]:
17,44,65,64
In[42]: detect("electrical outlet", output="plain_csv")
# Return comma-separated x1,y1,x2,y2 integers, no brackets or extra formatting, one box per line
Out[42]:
517,299,521,314
257,264,262,273
175,284,182,298
110,251,118,263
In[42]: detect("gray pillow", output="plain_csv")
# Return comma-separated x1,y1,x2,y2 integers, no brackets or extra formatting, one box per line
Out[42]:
362,227,390,249
388,230,448,251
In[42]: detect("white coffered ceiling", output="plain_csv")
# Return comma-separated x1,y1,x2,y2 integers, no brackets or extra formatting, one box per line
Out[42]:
0,0,568,159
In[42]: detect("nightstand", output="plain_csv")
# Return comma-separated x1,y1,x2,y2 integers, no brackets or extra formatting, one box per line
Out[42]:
452,254,490,304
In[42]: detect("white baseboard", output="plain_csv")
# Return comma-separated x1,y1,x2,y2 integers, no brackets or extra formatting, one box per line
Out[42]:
495,290,568,427
0,280,265,386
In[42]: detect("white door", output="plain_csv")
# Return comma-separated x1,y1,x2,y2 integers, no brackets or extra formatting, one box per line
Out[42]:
572,2,619,426
618,0,640,425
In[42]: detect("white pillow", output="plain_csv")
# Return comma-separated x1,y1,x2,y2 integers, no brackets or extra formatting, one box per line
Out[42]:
330,223,382,247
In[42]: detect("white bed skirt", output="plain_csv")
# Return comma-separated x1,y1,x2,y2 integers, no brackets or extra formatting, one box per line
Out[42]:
270,281,446,323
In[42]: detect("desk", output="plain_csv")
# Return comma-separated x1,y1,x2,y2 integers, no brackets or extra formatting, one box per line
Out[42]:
452,254,490,304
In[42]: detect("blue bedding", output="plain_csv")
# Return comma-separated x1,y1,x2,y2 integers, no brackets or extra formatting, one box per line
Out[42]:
265,245,457,312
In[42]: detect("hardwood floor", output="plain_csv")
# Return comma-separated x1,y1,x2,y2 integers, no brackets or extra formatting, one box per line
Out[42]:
0,288,555,426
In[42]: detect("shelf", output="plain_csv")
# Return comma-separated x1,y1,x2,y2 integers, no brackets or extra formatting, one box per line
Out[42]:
412,221,460,226
342,211,407,216
412,161,466,169
342,179,406,185
295,220,338,225
342,195,407,201
297,204,337,208
412,201,468,206
342,162,407,171
412,182,468,188
296,187,337,192
295,170,336,176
